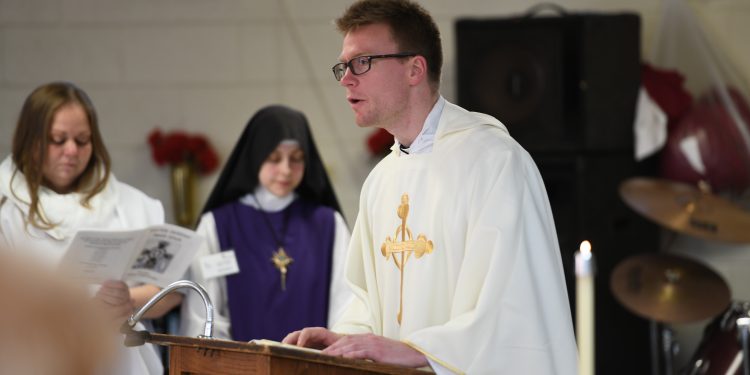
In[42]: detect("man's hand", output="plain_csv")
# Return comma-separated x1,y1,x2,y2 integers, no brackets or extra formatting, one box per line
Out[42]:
283,328,428,368
323,333,428,368
282,327,342,350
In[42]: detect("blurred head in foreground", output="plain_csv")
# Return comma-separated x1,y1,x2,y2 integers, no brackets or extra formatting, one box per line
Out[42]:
0,250,115,375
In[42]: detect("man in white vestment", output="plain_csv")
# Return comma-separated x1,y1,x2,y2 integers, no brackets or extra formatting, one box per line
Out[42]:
283,1,579,373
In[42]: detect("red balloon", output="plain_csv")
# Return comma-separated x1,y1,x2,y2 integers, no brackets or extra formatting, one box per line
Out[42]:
660,88,750,192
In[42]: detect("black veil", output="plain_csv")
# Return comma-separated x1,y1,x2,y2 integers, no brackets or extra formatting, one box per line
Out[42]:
201,105,342,215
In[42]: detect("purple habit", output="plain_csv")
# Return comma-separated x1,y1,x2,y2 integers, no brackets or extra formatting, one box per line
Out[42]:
212,198,335,342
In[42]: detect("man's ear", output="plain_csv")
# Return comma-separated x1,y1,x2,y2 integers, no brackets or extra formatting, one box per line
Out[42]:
407,55,428,86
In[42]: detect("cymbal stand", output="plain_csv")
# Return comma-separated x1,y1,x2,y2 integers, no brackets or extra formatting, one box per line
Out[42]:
651,321,678,375
737,317,750,375
650,320,660,375
662,324,678,375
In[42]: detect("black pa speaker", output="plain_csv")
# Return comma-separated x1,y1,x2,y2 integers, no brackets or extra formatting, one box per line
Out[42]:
456,12,655,374
456,13,641,153
535,153,659,375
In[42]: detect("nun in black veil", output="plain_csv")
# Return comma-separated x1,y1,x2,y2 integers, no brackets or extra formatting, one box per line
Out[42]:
179,105,352,342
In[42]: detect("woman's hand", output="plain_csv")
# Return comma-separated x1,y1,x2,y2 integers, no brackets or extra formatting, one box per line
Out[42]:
94,279,135,322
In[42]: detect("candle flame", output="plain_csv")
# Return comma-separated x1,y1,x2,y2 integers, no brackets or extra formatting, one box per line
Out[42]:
580,240,592,254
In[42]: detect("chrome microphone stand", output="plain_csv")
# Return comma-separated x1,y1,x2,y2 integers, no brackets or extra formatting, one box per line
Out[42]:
122,280,214,343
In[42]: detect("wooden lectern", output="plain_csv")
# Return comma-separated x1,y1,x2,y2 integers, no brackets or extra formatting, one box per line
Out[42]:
126,331,432,374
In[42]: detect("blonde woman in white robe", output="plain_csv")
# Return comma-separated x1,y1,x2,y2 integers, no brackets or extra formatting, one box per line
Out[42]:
0,81,180,375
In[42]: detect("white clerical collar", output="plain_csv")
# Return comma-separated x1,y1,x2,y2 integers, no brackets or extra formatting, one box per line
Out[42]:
240,186,296,212
396,96,445,155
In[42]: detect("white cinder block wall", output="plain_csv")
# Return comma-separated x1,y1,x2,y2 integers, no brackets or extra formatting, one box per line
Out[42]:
1,0,674,224
1,0,750,366
5,0,750,223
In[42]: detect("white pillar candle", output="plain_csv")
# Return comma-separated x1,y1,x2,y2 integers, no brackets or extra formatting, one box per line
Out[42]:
575,240,595,375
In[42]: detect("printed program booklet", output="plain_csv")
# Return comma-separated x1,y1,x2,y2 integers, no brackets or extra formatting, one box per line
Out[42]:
60,223,203,287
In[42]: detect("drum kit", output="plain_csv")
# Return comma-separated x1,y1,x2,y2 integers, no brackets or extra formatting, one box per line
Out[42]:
613,177,750,375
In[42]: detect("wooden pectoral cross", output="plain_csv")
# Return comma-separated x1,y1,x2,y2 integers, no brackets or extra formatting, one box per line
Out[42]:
381,193,434,325
271,248,293,291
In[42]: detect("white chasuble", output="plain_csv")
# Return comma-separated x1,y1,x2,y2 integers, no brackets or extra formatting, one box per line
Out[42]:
333,102,578,375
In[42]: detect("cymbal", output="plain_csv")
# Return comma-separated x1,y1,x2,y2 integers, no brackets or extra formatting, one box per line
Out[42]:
610,253,730,324
620,177,750,243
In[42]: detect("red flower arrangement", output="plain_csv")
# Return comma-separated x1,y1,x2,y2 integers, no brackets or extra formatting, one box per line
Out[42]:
147,128,220,175
366,128,394,157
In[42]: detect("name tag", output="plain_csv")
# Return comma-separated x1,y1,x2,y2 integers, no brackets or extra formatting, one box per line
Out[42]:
199,250,240,279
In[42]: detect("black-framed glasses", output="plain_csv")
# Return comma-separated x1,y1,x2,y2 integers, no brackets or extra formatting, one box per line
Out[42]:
331,52,417,81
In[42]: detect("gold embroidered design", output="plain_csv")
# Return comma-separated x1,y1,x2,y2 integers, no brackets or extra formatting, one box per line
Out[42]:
271,248,293,291
381,193,433,324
